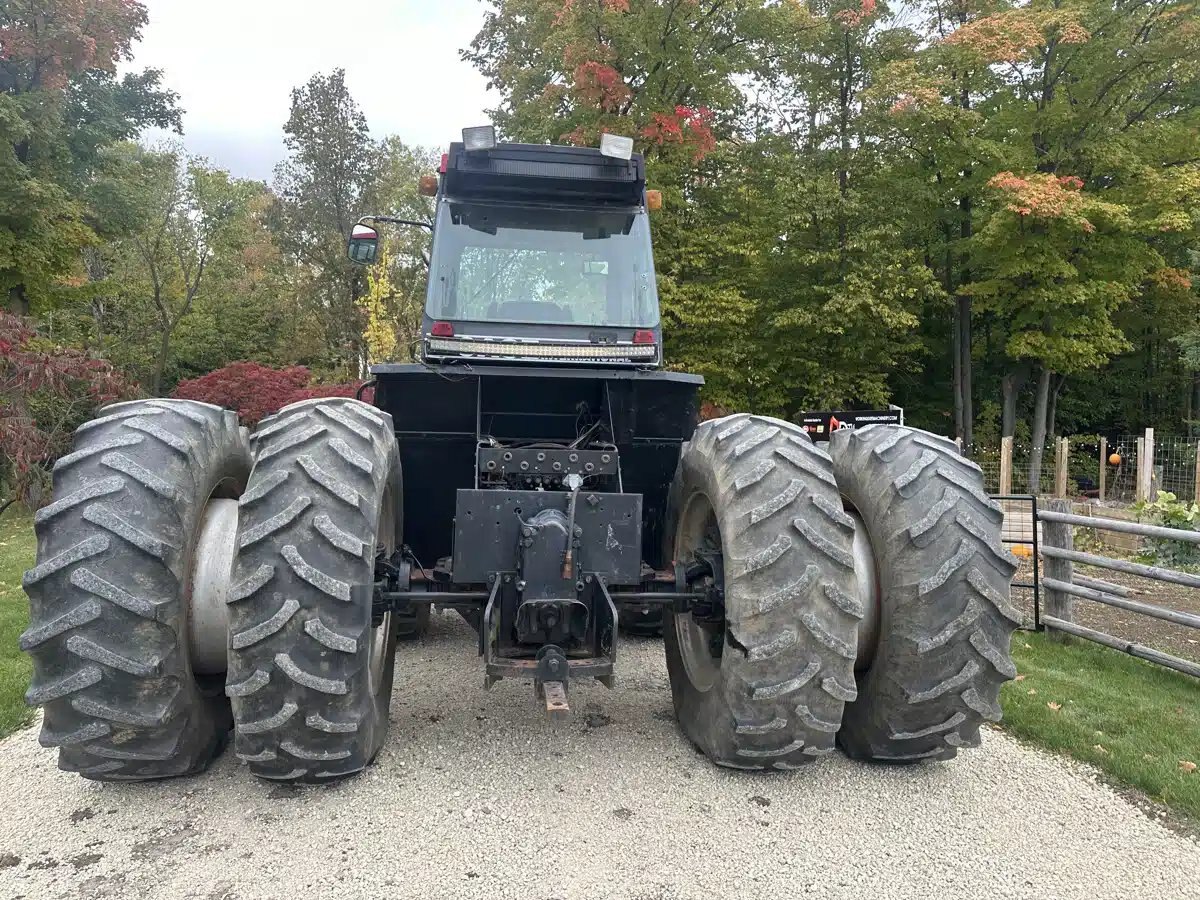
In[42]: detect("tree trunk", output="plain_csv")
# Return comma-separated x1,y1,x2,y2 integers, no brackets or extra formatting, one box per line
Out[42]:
153,327,171,396
952,297,964,441
1001,370,1025,438
1028,368,1052,492
1191,374,1200,438
958,294,973,449
836,32,852,270
6,284,29,316
1048,374,1066,440
956,82,974,451
943,219,963,441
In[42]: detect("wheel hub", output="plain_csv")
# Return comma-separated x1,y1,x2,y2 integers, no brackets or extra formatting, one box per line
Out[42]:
673,493,725,693
368,503,396,691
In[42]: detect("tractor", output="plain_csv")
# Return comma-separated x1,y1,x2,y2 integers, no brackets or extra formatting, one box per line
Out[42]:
21,128,1019,782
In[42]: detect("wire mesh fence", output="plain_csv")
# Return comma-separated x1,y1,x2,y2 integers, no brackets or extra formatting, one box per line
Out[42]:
1156,435,1199,500
972,432,1198,503
974,442,1057,496
1105,434,1142,502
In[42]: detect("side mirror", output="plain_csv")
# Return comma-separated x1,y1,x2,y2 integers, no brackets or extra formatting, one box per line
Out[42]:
347,224,379,265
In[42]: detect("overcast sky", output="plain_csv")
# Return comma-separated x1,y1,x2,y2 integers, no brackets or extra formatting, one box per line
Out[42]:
132,1,495,182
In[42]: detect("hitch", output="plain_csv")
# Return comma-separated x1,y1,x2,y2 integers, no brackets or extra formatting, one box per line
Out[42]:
535,645,571,720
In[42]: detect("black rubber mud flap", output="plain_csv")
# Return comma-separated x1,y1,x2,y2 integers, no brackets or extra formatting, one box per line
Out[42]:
618,605,664,637
394,603,430,640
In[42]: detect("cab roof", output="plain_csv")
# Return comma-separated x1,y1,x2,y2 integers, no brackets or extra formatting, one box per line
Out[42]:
442,142,646,207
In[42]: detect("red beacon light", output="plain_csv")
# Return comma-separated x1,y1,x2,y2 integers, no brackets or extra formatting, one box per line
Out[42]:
632,330,656,344
439,152,449,174
430,321,455,338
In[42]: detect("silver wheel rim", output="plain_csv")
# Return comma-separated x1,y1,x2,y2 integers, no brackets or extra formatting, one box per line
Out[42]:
673,491,723,693
848,509,882,671
368,497,394,691
189,498,240,675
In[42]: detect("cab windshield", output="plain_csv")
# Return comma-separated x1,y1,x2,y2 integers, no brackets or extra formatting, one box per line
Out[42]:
426,200,660,328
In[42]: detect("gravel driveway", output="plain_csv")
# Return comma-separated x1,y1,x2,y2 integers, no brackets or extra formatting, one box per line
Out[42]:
1,613,1197,900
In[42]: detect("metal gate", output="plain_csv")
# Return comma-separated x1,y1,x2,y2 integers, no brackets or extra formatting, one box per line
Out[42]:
993,494,1041,630
1035,499,1200,679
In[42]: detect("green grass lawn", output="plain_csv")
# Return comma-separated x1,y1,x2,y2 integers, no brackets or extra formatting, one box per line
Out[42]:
0,508,34,739
1004,631,1200,821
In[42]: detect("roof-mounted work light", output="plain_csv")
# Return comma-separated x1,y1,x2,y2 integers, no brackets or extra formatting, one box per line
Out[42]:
462,125,497,152
599,133,634,160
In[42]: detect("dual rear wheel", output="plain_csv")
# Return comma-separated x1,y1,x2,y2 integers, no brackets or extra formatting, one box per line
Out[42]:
664,415,1019,767
24,401,1016,780
23,398,404,783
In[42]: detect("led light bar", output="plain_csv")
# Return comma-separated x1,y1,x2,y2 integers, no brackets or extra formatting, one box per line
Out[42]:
428,338,657,361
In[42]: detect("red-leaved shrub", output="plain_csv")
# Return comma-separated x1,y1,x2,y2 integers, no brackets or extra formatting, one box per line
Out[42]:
0,312,133,508
699,401,732,422
172,362,371,427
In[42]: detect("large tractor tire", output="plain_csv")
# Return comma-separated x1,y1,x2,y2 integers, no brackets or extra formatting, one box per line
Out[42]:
227,399,401,782
22,400,250,780
829,425,1019,762
664,414,862,769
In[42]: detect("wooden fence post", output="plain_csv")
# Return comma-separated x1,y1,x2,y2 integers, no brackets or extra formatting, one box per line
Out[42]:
1042,498,1075,643
1146,427,1156,501
1099,436,1107,502
1054,437,1070,497
1194,440,1200,504
1136,436,1147,502
999,436,1013,495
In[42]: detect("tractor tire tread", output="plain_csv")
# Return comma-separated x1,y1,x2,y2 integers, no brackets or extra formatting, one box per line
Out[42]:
228,398,400,783
830,424,1018,762
666,414,859,768
22,399,249,781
